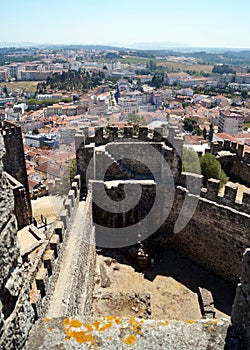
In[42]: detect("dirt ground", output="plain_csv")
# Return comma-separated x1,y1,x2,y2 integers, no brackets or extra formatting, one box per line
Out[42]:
93,249,235,321
31,195,65,224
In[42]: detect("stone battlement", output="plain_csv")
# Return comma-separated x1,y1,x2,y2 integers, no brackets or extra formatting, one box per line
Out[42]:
75,125,183,154
210,139,250,163
180,173,250,215
0,120,22,135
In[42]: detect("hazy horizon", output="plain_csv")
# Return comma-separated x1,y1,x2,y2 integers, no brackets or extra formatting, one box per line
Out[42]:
1,0,250,50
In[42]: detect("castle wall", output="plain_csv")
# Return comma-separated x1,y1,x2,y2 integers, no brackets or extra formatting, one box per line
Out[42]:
218,154,250,187
29,175,96,319
210,139,250,187
231,249,250,348
162,186,249,284
0,134,34,350
77,126,250,284
0,121,32,228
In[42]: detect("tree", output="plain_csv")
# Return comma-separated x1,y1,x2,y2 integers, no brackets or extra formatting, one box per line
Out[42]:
200,153,228,188
32,128,39,135
212,64,236,75
208,123,214,142
184,118,197,132
146,60,157,71
58,159,77,196
150,73,164,88
241,89,248,100
203,127,207,140
182,148,201,174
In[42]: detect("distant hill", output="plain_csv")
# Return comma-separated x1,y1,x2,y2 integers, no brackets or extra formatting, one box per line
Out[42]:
127,41,189,50
0,42,130,51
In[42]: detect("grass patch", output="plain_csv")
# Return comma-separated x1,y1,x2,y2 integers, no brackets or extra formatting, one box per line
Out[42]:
0,81,41,92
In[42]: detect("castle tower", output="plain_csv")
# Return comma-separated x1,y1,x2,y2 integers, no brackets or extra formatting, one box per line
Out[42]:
0,121,32,228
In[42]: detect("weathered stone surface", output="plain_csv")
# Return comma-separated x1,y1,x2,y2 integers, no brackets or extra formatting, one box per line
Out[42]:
232,249,250,348
24,316,230,350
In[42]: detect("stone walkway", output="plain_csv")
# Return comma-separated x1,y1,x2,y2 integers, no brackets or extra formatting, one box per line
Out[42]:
47,200,88,318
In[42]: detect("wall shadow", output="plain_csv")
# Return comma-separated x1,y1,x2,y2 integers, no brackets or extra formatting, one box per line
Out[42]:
98,247,236,316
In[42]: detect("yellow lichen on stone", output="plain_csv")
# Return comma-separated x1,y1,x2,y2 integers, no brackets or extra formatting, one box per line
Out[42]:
71,319,83,328
158,320,170,327
47,327,53,333
63,317,71,326
99,321,112,332
113,316,122,325
93,320,100,330
209,320,218,325
44,317,51,322
62,317,96,345
186,320,195,324
84,323,93,332
64,329,96,345
122,334,137,345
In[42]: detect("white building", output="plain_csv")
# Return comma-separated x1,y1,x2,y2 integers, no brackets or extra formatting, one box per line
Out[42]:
218,110,244,135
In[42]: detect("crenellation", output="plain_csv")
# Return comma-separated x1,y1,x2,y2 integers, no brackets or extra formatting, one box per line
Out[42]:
60,209,69,230
210,141,220,155
67,189,75,205
168,126,179,145
138,126,148,141
94,126,104,144
153,127,163,141
35,266,48,298
108,126,118,141
244,152,250,163
236,143,244,159
205,178,220,201
49,234,59,258
75,131,85,150
180,172,203,194
223,139,231,151
43,249,55,277
64,198,72,217
123,126,133,138
221,184,238,206
54,221,64,243
30,289,42,321
173,136,184,158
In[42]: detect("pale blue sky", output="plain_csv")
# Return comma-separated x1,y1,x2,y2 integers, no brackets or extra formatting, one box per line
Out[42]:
1,0,250,48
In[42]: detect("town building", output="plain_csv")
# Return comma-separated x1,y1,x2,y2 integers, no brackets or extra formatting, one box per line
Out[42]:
218,109,245,134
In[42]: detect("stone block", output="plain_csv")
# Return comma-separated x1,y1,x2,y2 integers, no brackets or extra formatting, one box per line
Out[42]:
236,144,244,159
138,127,148,141
108,126,118,140
123,126,133,138
71,182,79,198
36,267,48,298
231,141,237,153
222,184,237,206
54,221,65,242
223,139,231,151
43,249,55,276
243,152,250,163
206,178,220,201
153,127,163,141
94,127,104,142
30,289,42,321
68,190,76,207
60,210,68,230
50,234,59,258
74,175,81,189
64,199,72,217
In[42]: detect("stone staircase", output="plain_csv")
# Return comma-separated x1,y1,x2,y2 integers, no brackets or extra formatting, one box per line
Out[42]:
95,149,135,180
